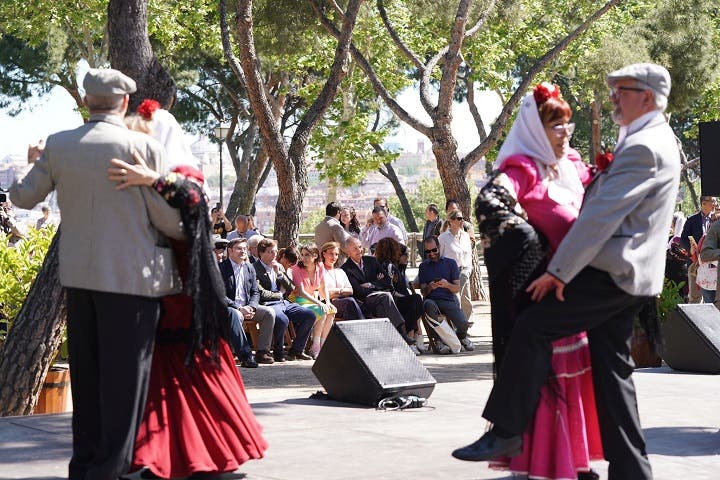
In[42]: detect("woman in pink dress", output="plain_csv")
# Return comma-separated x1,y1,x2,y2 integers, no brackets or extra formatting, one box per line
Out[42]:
289,243,336,357
475,83,602,480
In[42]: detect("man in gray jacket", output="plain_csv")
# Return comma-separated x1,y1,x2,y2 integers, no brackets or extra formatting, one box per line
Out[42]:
10,68,183,480
453,64,680,480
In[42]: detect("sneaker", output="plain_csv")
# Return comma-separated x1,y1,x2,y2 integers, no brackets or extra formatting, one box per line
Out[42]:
435,339,451,355
460,337,475,351
410,344,421,356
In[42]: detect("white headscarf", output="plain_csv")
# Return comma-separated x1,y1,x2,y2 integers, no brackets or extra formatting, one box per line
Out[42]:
151,108,199,170
493,93,583,206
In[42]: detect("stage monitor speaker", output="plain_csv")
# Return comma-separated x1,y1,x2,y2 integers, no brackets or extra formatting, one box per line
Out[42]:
312,318,436,406
662,304,720,374
700,121,720,196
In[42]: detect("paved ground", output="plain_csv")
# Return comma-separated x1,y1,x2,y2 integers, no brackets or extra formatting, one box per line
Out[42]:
1,302,719,479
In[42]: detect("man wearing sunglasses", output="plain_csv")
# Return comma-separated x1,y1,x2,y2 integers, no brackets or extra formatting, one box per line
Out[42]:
418,235,474,353
454,63,680,480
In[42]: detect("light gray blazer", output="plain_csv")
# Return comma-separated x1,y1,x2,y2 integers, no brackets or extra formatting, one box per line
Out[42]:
10,113,184,297
315,216,350,265
548,113,680,296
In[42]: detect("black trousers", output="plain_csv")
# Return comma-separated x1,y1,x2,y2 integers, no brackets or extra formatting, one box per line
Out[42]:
483,267,653,480
66,288,159,480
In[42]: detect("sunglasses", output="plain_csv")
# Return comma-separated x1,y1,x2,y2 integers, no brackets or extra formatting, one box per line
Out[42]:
424,248,439,254
453,217,464,221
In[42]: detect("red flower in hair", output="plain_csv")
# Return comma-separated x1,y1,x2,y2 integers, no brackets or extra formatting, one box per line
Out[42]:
595,148,614,172
137,99,161,120
533,82,561,105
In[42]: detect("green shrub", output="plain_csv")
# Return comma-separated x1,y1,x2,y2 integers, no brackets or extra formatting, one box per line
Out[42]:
0,226,56,344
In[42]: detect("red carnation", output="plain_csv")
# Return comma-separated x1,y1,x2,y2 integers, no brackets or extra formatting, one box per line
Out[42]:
187,189,201,206
533,82,560,106
595,150,614,171
137,99,161,120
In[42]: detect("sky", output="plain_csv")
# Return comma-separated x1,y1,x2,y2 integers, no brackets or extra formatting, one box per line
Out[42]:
0,84,503,159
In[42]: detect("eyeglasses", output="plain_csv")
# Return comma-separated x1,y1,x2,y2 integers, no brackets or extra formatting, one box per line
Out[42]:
547,122,575,137
609,86,646,98
424,248,438,254
453,217,464,221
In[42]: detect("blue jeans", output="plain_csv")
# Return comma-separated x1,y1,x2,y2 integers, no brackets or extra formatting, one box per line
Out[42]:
701,288,716,304
423,296,468,339
267,300,315,354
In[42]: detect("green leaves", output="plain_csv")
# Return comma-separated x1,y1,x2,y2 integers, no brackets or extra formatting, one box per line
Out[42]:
0,226,56,343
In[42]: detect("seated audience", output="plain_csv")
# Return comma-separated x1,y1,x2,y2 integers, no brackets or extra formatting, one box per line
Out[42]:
418,236,474,353
341,237,415,345
374,237,424,354
289,243,336,358
219,238,277,364
320,241,364,320
253,238,315,361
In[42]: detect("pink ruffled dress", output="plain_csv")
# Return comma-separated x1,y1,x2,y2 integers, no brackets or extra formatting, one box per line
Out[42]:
489,152,603,479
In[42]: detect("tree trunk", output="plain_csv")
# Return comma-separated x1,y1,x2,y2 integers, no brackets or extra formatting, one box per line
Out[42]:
379,161,418,232
0,231,67,416
107,0,176,109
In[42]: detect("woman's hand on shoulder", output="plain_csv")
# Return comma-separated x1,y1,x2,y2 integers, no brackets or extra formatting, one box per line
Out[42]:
108,150,160,190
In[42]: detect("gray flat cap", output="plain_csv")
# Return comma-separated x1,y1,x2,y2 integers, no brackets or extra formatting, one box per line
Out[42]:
83,68,137,96
606,63,671,97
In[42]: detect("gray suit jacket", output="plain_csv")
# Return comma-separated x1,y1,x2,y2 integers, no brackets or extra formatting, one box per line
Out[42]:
548,113,680,296
314,216,350,265
10,113,184,297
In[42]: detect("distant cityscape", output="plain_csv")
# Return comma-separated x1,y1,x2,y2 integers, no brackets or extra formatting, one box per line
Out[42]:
2,137,490,232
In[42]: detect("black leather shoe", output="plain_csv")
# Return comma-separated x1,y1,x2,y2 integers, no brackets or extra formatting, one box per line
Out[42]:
240,355,258,368
451,430,522,461
287,349,313,360
273,354,287,363
578,470,600,480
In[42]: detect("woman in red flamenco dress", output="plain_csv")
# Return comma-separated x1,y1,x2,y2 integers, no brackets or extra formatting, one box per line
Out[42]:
109,118,267,478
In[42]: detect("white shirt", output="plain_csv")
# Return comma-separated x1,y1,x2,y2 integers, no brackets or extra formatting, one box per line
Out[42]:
324,266,353,290
438,229,473,270
387,213,408,242
615,110,663,150
230,259,247,305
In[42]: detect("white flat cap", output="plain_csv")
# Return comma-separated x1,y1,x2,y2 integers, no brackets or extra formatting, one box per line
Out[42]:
83,68,137,96
606,63,671,97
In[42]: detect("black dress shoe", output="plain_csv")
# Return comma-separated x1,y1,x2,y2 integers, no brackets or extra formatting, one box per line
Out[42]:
273,354,287,362
240,355,259,368
578,470,600,480
451,430,522,461
287,349,313,360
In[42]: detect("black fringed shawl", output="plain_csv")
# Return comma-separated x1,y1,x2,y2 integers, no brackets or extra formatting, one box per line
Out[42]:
474,171,550,377
154,175,230,364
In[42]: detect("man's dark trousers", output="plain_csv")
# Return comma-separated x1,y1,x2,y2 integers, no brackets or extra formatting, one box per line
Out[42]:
66,288,159,480
267,300,314,354
483,267,653,480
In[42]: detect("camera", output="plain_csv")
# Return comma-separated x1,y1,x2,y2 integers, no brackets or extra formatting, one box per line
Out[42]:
0,191,7,203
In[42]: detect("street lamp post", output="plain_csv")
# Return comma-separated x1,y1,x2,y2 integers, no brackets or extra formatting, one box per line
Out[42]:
213,124,231,209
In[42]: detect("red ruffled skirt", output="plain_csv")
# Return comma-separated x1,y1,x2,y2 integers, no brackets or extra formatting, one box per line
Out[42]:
490,333,603,479
132,295,268,478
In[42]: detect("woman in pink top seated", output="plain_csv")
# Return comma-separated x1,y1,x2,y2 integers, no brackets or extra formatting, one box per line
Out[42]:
484,83,602,480
289,243,336,358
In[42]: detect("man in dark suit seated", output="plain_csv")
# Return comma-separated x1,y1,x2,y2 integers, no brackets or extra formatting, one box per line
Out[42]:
219,238,276,364
254,238,315,361
341,237,415,345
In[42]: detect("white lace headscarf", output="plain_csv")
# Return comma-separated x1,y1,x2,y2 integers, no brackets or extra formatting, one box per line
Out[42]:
493,93,583,206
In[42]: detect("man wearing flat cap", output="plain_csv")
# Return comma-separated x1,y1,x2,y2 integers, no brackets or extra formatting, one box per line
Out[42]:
10,68,184,480
454,63,680,480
